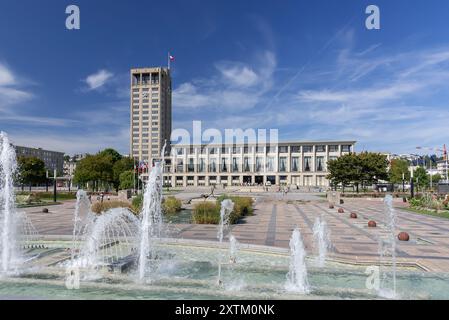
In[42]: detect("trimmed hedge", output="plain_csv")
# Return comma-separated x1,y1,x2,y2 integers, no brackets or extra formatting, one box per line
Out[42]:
216,195,254,224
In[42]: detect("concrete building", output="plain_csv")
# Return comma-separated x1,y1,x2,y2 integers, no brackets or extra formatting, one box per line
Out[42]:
437,160,449,182
14,146,64,174
166,141,356,187
130,67,172,165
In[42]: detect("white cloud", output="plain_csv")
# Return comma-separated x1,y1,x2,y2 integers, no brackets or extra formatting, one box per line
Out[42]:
0,63,33,111
173,50,277,111
85,69,113,90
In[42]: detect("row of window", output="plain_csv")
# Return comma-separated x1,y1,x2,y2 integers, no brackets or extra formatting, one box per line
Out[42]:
173,156,335,173
174,145,350,155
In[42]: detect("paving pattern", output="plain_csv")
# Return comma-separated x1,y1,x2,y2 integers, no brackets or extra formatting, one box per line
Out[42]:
21,193,449,272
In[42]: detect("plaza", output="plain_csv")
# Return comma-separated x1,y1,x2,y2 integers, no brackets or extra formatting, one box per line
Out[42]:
21,188,449,273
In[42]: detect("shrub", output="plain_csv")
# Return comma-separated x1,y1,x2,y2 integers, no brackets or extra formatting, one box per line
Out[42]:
162,196,182,215
193,202,220,224
131,194,143,213
91,200,133,214
216,195,254,223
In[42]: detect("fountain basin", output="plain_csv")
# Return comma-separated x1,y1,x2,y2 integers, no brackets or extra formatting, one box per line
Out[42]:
1,238,448,300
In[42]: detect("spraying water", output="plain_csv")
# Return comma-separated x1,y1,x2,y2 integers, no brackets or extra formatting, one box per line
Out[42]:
285,227,309,294
380,194,397,298
0,132,19,274
229,234,239,264
312,216,331,267
217,199,234,286
138,143,166,282
71,190,94,261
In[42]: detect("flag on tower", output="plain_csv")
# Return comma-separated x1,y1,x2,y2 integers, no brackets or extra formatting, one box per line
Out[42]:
168,52,175,69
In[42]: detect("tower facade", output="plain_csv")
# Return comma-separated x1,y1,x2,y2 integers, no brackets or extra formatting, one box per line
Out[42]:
130,67,172,166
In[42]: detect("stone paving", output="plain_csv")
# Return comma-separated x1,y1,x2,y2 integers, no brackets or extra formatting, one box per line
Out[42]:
22,192,449,272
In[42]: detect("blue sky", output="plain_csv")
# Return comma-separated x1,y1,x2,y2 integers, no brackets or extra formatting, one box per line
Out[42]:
1,0,449,156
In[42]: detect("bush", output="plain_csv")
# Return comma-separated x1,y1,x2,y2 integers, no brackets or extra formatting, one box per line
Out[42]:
193,202,220,224
91,200,133,214
131,194,143,213
216,195,254,224
162,196,182,214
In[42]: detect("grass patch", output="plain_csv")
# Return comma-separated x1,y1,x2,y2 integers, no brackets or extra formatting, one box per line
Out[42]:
401,207,449,220
192,202,220,224
216,195,254,224
91,200,134,214
162,196,182,214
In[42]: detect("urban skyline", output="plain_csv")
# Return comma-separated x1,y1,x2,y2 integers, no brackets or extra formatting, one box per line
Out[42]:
0,1,448,156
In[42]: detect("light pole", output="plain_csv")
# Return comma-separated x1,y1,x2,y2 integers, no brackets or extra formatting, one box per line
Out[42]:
410,167,415,199
402,172,405,193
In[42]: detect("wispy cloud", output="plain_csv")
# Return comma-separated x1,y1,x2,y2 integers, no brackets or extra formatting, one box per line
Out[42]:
173,50,276,111
0,62,33,110
84,69,114,90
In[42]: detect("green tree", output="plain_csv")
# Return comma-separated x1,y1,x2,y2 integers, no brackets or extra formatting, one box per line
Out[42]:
99,148,122,163
389,159,410,184
17,156,47,191
327,153,359,191
113,157,135,191
119,170,134,190
73,153,114,191
432,173,442,184
413,166,429,190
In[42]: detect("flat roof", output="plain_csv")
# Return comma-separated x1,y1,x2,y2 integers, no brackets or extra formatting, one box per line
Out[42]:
171,140,357,147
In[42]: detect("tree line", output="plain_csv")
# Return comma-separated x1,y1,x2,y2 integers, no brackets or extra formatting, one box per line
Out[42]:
327,152,442,192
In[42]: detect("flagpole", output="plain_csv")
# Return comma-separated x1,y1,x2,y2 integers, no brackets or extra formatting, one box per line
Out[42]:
168,52,170,70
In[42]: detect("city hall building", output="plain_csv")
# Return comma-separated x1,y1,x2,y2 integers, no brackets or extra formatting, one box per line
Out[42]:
166,141,356,187
130,66,356,187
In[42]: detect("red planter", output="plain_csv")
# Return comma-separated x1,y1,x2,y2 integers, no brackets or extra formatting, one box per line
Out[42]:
398,232,410,241
350,212,357,219
338,208,345,213
368,220,377,228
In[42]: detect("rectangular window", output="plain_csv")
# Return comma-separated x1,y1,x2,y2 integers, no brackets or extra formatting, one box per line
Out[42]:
316,156,325,172
291,157,299,172
316,145,326,152
342,145,352,152
221,158,228,172
279,157,287,172
256,157,263,172
304,156,312,172
303,146,313,153
279,146,288,153
266,157,275,172
328,145,339,152
244,157,251,172
256,146,264,153
188,158,194,172
209,158,217,172
232,157,239,172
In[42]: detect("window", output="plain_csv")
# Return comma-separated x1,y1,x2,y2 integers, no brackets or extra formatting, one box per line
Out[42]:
316,145,326,152
291,157,299,172
304,156,312,172
232,146,241,154
256,146,264,153
266,157,275,171
187,158,194,172
316,156,325,172
328,145,338,152
279,157,287,172
342,145,352,152
232,158,239,172
209,147,217,155
244,157,251,172
221,147,228,154
291,146,301,153
267,146,277,153
279,146,288,153
198,158,205,173
303,146,313,153
209,158,217,172
221,158,228,172
256,157,263,172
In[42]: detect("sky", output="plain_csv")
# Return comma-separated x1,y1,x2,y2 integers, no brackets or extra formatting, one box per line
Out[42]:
1,0,449,156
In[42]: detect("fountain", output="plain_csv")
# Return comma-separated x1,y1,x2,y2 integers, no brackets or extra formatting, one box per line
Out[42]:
0,132,20,275
217,199,234,285
137,143,166,282
379,194,397,298
229,234,239,264
312,216,331,268
285,227,309,294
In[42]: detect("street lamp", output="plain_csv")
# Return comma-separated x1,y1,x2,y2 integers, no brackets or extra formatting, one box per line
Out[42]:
410,167,415,199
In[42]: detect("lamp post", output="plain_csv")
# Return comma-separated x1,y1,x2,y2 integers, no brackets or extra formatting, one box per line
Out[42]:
46,169,58,203
402,172,405,193
410,167,415,199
